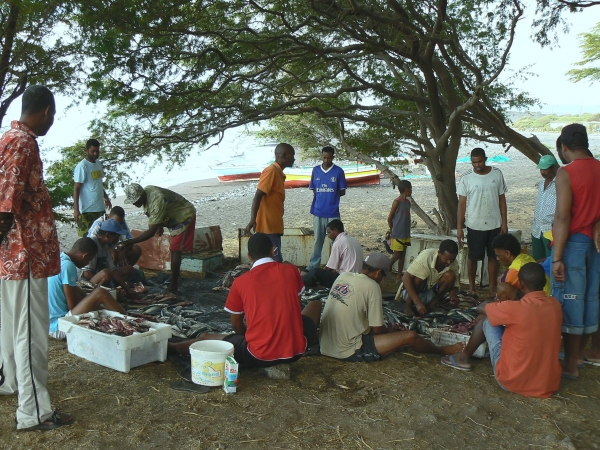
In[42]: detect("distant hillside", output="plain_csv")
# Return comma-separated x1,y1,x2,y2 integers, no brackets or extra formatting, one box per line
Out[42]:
510,113,600,133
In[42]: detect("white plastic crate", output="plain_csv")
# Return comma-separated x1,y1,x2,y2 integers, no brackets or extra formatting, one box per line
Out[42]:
429,328,488,358
58,310,172,373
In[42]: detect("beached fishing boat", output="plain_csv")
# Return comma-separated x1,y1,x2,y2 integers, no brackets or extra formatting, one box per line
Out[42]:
211,165,264,182
284,165,381,189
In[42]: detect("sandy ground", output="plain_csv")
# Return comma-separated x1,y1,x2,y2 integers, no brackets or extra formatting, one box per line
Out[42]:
57,158,541,257
3,159,600,449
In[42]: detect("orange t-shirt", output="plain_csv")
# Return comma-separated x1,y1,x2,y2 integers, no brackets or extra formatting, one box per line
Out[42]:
256,162,285,234
485,292,562,398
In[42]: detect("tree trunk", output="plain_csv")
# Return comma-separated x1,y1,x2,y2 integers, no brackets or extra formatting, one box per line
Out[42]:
340,138,447,235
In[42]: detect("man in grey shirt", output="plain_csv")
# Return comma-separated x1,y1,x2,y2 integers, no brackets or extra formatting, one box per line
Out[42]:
457,148,508,298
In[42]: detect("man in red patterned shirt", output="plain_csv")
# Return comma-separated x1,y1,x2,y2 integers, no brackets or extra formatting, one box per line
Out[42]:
0,85,73,430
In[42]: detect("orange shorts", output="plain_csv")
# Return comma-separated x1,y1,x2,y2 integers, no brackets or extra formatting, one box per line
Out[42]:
169,216,196,252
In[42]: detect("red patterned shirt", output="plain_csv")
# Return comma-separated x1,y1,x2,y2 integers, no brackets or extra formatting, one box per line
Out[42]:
0,121,60,280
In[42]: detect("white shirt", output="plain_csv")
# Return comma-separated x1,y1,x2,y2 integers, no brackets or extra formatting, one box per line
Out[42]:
531,178,556,239
326,232,363,273
457,167,508,231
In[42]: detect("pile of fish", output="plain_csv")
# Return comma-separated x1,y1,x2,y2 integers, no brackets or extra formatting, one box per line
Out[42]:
125,303,219,338
212,265,251,291
77,315,151,336
300,288,480,337
382,308,479,335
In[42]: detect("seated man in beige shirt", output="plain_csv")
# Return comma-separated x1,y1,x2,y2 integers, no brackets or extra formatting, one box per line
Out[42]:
320,253,464,362
396,239,460,316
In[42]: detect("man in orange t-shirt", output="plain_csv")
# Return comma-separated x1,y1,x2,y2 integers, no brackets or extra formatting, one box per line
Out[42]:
442,262,562,398
245,143,295,262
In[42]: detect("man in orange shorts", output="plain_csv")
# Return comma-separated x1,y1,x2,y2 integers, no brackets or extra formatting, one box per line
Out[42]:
121,184,196,293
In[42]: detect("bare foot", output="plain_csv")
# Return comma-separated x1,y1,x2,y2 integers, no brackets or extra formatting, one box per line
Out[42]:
441,342,466,356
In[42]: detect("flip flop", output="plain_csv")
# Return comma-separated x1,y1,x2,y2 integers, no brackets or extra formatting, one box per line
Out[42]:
584,357,600,367
441,355,472,371
558,352,585,369
561,373,578,381
170,380,210,394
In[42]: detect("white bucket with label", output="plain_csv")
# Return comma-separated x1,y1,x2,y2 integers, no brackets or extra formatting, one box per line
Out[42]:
190,340,235,386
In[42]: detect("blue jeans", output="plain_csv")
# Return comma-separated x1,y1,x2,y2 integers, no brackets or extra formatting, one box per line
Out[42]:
306,216,338,271
551,233,600,335
482,319,506,390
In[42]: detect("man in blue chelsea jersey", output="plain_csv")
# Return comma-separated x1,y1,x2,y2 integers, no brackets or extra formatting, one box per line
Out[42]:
306,147,347,271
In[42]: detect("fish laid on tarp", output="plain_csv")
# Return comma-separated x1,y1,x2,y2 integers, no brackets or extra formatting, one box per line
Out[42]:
213,264,251,291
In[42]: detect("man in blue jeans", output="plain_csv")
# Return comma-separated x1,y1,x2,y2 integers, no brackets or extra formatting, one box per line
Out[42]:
441,263,562,398
306,147,346,271
552,124,600,380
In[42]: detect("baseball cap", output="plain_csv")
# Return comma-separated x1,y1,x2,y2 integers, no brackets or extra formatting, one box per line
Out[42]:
124,183,144,204
560,123,588,147
364,253,392,278
537,155,558,170
100,218,128,235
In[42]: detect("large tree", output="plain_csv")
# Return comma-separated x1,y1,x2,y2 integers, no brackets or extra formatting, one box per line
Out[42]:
0,0,84,128
77,0,556,232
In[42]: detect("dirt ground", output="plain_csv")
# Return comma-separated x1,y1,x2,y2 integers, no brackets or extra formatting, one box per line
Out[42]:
1,271,599,449
3,160,599,448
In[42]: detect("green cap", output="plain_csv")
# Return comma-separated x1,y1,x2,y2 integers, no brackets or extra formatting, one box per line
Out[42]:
537,155,558,170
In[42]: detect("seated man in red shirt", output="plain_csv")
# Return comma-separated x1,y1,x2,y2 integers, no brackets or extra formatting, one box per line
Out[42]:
441,262,562,398
169,233,321,367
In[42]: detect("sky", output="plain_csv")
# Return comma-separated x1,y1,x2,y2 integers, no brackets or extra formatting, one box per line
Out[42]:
503,3,600,113
4,5,600,157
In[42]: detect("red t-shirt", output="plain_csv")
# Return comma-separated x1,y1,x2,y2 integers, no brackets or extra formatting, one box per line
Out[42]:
224,260,306,361
485,292,562,398
563,158,600,239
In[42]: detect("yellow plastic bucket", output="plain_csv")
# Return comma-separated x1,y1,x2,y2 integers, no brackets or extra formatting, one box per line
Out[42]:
189,340,235,386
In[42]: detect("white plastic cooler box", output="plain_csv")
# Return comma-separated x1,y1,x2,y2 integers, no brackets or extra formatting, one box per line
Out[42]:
58,310,172,373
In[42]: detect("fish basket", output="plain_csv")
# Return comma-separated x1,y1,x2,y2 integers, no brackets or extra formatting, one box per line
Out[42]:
58,310,172,373
429,328,488,359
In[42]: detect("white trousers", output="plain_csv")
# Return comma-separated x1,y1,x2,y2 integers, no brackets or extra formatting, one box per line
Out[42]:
0,274,53,429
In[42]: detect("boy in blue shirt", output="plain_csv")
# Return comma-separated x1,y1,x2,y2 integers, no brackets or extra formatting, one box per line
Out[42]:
48,237,127,339
306,147,347,271
386,180,412,282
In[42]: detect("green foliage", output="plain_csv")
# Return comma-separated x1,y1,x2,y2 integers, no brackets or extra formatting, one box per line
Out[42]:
512,113,600,132
568,22,600,84
0,0,84,128
45,139,133,222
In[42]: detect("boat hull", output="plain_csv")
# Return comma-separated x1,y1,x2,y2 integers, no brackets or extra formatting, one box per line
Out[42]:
284,169,381,189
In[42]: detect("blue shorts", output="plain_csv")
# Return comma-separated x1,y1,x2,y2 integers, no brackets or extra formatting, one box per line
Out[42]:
482,319,506,390
551,233,600,335
266,234,283,263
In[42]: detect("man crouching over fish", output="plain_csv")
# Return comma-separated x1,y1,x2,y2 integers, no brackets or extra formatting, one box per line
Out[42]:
169,233,322,367
48,238,127,339
441,262,562,398
319,253,464,362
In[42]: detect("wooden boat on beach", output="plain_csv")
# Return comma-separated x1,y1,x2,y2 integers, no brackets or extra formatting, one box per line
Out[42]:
284,165,381,189
213,163,382,187
211,165,263,182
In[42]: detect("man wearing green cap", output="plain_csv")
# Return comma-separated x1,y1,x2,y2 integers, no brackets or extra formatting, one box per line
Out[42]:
531,155,559,261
